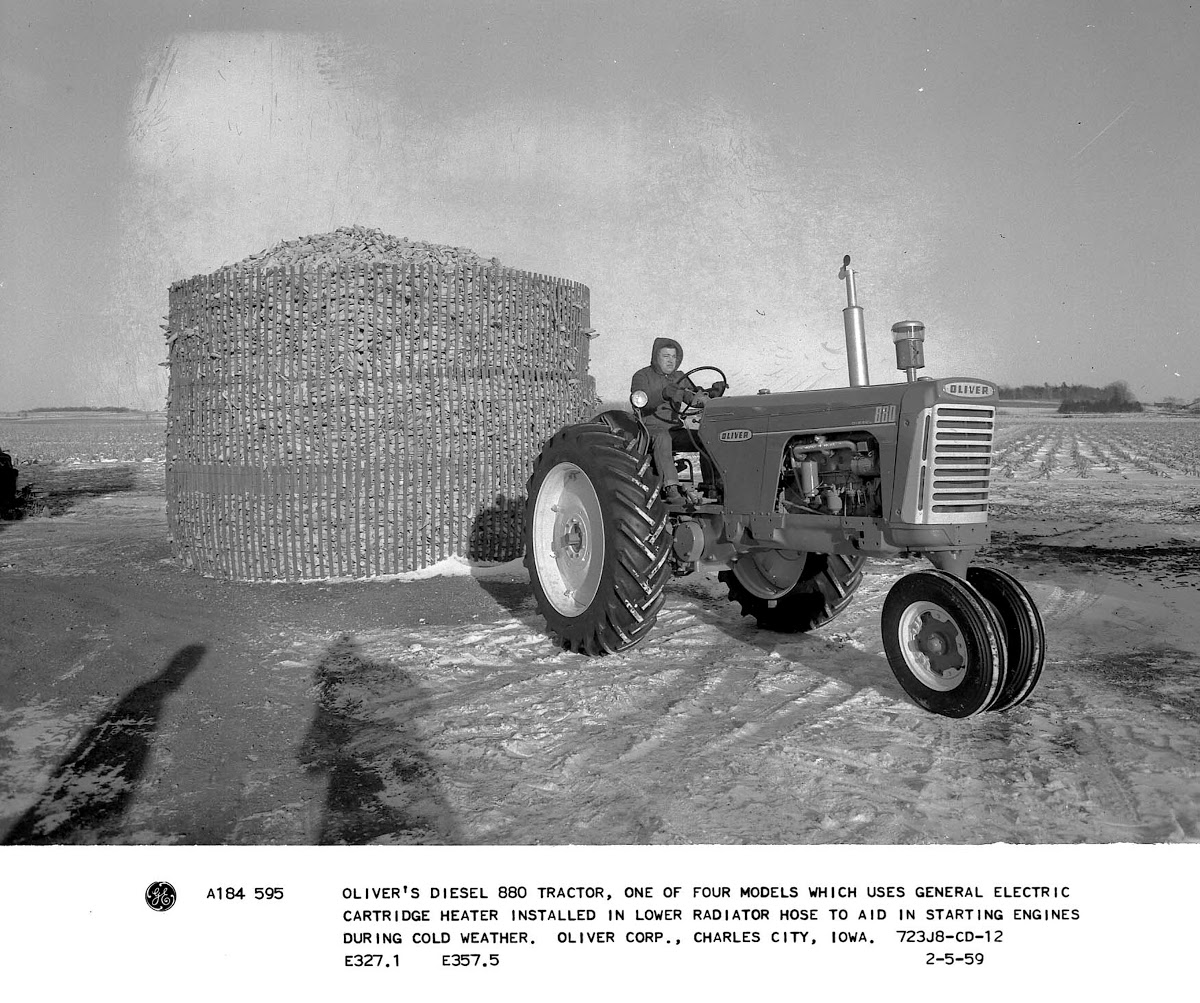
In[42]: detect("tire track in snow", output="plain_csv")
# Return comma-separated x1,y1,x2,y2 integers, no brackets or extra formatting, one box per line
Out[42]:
263,558,1199,844
1034,584,1102,623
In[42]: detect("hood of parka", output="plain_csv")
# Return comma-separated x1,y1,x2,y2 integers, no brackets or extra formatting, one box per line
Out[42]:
651,337,684,374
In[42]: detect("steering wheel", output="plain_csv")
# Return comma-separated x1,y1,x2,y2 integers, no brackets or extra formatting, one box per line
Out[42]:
679,366,729,417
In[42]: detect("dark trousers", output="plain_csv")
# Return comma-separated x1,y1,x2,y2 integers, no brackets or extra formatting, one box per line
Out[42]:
649,427,677,486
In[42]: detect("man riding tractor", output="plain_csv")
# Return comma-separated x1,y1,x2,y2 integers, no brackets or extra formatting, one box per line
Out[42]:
630,337,726,504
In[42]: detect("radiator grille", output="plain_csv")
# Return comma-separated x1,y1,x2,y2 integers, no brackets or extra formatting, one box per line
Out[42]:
928,405,994,516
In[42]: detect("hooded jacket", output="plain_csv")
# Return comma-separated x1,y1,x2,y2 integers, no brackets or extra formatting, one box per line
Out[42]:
630,337,700,426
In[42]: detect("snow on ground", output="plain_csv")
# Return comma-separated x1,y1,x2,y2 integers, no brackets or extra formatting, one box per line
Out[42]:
1,410,1198,845
264,556,1198,845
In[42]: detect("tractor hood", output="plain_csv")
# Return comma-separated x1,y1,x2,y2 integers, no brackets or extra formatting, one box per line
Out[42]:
703,378,997,424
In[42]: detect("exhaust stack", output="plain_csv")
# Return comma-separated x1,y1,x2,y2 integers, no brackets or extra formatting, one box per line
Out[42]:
839,254,870,387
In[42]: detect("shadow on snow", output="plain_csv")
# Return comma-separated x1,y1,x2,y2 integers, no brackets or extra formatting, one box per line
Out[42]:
298,634,459,844
3,644,206,844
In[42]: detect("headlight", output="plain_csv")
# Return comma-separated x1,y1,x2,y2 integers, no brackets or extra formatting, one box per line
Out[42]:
630,390,649,409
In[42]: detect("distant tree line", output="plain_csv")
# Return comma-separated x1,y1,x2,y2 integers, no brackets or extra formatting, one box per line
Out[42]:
1056,381,1142,413
996,380,1143,412
996,381,1141,405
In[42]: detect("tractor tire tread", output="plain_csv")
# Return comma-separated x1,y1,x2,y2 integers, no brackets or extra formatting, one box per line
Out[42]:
719,554,866,633
525,423,671,655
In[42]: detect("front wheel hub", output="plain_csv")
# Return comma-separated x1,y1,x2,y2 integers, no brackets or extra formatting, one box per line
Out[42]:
898,601,968,691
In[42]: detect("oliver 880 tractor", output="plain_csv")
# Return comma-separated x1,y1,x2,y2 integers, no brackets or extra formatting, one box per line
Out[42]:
523,256,1045,718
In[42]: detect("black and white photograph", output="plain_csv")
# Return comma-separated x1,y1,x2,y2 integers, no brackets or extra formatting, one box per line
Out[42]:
1,0,1197,995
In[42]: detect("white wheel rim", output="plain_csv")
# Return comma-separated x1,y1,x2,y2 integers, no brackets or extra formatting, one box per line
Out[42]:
531,462,605,617
897,600,968,691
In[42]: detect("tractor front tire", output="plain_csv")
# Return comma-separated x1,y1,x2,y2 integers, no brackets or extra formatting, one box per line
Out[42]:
881,570,1008,717
966,566,1046,711
720,552,866,633
524,423,672,654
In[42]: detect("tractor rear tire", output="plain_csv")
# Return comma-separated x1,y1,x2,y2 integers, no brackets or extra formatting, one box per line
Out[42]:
524,423,672,654
719,552,866,632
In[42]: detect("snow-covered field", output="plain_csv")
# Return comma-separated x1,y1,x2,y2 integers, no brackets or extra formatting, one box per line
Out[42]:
1,408,1198,845
265,555,1198,845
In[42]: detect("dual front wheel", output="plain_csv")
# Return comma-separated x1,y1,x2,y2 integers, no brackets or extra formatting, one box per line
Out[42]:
882,567,1045,717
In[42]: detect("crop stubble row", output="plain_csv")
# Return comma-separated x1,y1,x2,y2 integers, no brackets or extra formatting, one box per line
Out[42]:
992,418,1200,479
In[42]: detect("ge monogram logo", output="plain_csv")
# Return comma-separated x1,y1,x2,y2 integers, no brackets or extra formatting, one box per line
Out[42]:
145,881,177,912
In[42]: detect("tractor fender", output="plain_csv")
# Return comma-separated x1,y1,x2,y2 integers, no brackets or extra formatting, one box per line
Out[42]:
591,409,650,454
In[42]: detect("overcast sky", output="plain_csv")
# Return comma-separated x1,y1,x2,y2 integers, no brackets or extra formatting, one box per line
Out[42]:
2,0,1198,409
